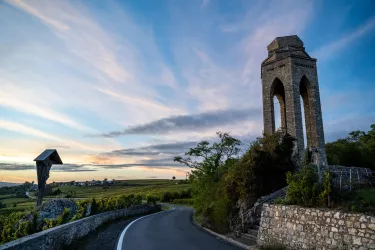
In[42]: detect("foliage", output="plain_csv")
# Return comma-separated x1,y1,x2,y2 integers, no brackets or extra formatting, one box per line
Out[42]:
65,191,76,198
0,193,145,245
0,182,32,198
0,210,39,244
171,198,194,205
174,132,242,232
175,131,296,232
326,124,375,170
226,131,296,204
43,208,72,230
159,189,192,202
72,199,93,220
284,165,332,207
146,194,159,205
337,188,375,214
52,188,62,196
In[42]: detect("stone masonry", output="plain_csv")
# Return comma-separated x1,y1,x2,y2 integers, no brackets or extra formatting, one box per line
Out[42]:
258,204,375,249
261,35,327,166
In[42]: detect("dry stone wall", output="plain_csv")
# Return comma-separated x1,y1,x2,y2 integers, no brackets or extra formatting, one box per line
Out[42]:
258,204,375,249
0,204,160,250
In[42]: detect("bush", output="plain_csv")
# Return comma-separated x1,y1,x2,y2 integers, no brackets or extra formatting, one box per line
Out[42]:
174,131,296,233
43,208,72,230
146,194,159,205
337,188,375,214
65,191,76,198
0,212,29,243
160,192,173,202
284,165,331,207
172,198,193,205
52,189,62,196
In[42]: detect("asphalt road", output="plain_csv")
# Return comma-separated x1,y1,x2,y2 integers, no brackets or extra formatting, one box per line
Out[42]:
117,206,240,250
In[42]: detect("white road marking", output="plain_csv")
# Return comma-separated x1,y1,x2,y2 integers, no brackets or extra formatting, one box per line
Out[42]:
116,207,174,250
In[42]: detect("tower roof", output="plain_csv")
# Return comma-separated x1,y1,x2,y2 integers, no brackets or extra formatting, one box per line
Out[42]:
262,35,315,66
267,35,304,53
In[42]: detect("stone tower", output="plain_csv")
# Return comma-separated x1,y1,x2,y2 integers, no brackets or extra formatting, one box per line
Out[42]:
261,35,327,166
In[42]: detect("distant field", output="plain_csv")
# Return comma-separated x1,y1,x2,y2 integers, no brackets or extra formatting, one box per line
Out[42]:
49,179,190,199
0,179,190,215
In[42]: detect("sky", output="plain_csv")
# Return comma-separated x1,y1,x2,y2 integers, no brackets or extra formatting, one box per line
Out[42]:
0,0,374,183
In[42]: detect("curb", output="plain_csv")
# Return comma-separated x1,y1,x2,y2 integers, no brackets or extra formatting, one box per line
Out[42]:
192,219,258,250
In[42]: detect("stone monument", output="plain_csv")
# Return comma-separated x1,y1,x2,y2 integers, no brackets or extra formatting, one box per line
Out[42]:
261,35,327,166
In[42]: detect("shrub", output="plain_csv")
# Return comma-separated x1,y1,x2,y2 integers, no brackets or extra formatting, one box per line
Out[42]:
179,189,192,199
172,198,193,205
43,208,72,230
337,188,375,214
52,189,62,196
160,192,173,202
146,194,159,205
284,165,331,207
0,212,28,243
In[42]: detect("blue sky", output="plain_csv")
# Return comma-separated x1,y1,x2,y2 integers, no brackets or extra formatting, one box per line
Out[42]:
0,0,374,182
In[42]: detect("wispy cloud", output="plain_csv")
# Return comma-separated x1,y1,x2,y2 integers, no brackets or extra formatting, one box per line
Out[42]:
0,120,107,152
102,141,198,157
91,108,261,137
4,0,69,31
99,159,183,169
313,16,375,60
0,163,97,172
5,0,132,83
0,88,93,132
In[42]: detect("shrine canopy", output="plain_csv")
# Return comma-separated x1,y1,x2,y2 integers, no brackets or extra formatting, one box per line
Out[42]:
34,149,63,165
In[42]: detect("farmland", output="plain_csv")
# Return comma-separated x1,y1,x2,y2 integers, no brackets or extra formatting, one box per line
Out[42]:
0,179,191,215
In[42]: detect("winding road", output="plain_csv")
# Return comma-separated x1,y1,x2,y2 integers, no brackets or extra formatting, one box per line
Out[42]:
117,206,240,250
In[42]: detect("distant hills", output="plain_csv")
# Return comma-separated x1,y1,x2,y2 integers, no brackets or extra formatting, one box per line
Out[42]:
0,182,21,187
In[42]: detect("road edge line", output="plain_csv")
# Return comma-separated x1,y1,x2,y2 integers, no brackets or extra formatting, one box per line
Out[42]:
116,207,174,250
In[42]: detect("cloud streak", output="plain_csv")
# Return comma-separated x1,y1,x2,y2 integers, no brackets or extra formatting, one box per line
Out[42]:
313,16,375,60
0,163,97,172
91,108,261,137
0,120,107,152
102,141,198,157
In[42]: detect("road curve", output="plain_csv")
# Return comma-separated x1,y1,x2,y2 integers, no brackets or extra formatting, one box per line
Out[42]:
117,206,240,250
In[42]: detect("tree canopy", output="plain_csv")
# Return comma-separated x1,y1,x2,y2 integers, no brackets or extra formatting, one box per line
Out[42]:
326,124,375,170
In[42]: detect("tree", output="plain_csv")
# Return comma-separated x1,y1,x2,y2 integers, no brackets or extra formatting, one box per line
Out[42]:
326,124,375,170
172,176,176,180
174,132,242,232
175,130,297,232
174,131,241,173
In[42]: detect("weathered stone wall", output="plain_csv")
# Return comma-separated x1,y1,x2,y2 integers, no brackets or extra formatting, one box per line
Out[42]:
0,204,160,250
258,204,375,249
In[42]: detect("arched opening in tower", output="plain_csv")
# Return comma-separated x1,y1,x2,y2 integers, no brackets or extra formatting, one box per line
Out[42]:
300,76,313,149
271,78,287,133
